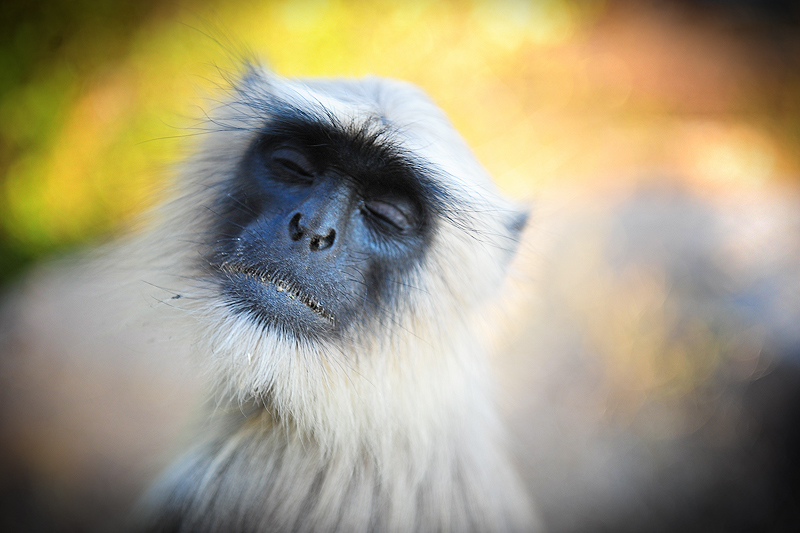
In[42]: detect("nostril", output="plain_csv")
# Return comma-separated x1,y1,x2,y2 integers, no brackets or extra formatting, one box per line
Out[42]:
310,229,335,252
289,213,304,241
290,212,336,251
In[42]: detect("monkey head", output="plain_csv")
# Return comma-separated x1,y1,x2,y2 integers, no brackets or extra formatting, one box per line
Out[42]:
165,66,527,432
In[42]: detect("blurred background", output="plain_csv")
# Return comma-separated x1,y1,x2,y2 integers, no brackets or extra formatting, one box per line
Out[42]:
1,0,800,531
2,0,799,286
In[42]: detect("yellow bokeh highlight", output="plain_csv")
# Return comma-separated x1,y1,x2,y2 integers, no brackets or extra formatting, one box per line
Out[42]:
0,0,599,251
1,0,797,255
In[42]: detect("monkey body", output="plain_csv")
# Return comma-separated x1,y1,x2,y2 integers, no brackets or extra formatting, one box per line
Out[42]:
134,69,535,532
145,400,530,533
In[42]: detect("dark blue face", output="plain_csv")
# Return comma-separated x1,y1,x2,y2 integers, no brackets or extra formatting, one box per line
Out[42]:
204,115,439,341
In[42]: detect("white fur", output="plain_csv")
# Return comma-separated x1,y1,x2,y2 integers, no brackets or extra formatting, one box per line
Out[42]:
139,66,537,532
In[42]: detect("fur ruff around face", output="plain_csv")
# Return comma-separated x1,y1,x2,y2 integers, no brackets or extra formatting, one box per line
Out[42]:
137,65,536,533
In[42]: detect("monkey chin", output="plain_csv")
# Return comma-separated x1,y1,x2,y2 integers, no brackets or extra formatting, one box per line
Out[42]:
218,265,336,336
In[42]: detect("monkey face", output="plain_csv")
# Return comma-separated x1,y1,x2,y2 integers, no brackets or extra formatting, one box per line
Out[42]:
208,117,434,341
177,71,527,405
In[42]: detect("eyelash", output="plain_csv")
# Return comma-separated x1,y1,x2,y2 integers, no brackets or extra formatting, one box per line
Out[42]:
274,157,314,178
360,198,413,232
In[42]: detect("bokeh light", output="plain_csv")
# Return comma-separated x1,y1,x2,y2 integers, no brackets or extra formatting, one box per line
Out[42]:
3,0,798,285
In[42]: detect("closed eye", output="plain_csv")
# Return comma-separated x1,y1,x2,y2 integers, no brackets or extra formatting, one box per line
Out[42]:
271,146,315,180
362,199,413,232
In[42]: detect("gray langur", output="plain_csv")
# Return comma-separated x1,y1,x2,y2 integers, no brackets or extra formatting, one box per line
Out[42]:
135,65,537,532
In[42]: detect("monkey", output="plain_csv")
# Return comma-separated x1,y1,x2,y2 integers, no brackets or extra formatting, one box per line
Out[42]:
4,53,800,533
119,65,538,532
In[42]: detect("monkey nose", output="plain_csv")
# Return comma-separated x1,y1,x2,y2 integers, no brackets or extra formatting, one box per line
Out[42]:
288,213,336,252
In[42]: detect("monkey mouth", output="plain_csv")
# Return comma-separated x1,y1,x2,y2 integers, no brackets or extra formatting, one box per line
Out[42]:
218,263,334,323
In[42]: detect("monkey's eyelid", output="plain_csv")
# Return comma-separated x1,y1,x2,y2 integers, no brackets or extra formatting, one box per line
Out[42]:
271,147,315,177
362,199,412,231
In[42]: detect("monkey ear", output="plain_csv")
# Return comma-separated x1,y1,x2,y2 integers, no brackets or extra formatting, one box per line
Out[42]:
497,207,529,267
508,209,529,238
